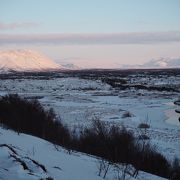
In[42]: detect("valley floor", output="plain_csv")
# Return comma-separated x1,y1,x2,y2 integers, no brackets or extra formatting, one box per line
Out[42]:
0,71,180,179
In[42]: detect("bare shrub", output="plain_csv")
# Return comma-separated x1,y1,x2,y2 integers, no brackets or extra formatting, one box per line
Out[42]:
97,158,111,179
170,157,180,180
121,111,133,118
138,123,150,129
113,163,138,180
0,94,71,147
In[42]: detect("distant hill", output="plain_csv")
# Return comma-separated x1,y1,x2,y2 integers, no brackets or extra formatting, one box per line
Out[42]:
60,63,81,70
0,49,63,72
122,58,180,69
141,58,180,68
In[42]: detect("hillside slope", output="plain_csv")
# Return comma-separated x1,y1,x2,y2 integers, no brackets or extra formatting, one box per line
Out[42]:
0,127,166,180
0,50,62,72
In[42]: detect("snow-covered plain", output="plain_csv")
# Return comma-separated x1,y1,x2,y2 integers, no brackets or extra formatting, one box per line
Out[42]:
0,71,180,179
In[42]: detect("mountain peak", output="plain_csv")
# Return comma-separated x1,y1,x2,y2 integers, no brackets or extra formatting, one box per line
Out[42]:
0,49,63,72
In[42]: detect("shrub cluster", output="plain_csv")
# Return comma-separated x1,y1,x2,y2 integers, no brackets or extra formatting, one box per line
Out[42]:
103,78,177,92
0,94,179,179
72,120,170,178
0,94,70,147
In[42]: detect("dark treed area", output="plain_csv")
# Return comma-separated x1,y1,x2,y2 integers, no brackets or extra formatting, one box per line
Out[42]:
0,94,179,179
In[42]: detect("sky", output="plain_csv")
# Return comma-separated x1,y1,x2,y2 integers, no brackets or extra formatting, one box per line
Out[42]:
0,0,180,68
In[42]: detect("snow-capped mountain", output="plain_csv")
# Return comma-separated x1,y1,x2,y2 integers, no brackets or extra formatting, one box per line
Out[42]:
60,63,81,70
141,58,180,68
122,58,180,69
0,50,63,72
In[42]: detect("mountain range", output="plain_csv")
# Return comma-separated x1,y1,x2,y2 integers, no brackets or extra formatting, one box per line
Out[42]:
0,50,179,72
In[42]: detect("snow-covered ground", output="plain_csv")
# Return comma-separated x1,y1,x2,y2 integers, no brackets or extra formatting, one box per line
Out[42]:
0,127,166,180
0,73,179,179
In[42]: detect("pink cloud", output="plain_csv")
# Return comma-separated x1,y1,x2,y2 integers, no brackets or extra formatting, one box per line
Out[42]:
0,31,180,45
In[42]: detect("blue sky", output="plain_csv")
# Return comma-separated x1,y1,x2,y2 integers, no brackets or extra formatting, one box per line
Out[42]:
0,0,180,67
1,0,180,33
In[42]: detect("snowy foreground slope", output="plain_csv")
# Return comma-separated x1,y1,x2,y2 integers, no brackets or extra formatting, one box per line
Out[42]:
0,50,62,72
0,127,166,180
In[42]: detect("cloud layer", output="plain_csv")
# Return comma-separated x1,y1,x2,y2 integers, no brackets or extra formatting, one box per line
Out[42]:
0,22,39,30
0,31,180,45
